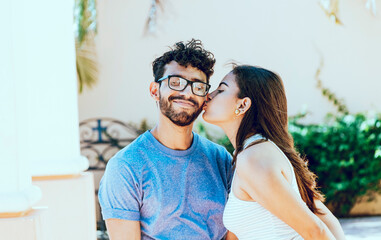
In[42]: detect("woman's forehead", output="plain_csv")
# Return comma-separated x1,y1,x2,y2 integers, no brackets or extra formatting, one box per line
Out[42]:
220,72,236,85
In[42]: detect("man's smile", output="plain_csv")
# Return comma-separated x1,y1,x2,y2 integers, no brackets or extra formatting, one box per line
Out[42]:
172,99,196,108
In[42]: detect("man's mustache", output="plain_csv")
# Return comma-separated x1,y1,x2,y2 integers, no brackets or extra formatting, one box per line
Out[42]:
169,96,199,107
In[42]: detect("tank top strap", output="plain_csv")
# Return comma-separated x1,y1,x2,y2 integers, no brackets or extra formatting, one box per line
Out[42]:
243,134,297,187
243,134,266,149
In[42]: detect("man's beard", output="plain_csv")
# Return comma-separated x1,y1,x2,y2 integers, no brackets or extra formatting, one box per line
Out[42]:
159,94,203,127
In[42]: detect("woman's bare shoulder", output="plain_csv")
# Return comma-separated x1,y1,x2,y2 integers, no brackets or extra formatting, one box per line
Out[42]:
236,141,281,178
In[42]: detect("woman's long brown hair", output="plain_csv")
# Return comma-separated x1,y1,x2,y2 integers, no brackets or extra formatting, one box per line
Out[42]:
232,65,324,214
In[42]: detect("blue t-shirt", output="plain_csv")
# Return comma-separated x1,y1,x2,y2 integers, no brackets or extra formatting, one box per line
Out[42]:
98,130,232,239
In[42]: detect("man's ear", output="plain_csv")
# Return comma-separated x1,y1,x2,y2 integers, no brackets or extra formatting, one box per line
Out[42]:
236,97,251,116
149,82,160,101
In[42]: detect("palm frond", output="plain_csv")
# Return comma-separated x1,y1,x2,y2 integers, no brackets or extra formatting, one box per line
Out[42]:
319,0,343,25
74,0,98,93
144,0,163,34
76,36,98,93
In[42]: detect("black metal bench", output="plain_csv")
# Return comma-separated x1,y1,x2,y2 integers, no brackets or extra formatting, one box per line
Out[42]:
80,118,140,169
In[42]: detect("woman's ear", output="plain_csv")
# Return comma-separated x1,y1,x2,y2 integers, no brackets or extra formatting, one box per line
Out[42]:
236,97,251,116
149,82,160,101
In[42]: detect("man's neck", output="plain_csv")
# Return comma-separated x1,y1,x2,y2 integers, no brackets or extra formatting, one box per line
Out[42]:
150,115,194,150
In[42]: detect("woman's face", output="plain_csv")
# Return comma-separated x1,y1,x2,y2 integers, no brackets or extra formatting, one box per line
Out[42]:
202,72,241,125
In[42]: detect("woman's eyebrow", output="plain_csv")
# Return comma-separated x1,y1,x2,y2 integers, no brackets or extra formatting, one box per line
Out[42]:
218,82,229,87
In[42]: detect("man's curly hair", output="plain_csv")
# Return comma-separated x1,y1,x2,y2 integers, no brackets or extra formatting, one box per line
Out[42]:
152,39,216,83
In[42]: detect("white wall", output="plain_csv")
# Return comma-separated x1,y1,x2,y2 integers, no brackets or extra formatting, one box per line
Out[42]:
78,0,381,127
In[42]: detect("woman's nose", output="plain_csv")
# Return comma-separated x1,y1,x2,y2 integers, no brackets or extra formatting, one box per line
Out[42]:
206,93,212,102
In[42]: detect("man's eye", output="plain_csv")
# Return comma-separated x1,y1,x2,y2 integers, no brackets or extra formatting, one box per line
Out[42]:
195,86,203,91
172,81,180,86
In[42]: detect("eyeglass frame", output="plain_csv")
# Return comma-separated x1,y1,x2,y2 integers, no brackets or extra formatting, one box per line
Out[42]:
156,75,211,97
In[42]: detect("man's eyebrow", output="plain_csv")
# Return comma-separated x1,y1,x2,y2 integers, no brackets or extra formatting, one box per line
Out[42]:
218,82,229,87
173,74,205,83
190,77,204,82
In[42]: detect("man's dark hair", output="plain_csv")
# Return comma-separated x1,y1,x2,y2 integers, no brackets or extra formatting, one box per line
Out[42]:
152,39,216,82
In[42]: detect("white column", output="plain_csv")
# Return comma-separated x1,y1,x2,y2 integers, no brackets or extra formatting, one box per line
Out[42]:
22,1,95,239
0,0,42,215
1,0,95,239
0,207,50,240
22,0,89,177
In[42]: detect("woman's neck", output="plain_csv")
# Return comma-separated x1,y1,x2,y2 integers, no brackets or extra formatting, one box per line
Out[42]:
220,121,258,150
219,120,241,149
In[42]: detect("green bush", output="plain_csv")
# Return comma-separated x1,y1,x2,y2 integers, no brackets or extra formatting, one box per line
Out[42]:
290,113,381,216
196,113,381,217
195,122,234,154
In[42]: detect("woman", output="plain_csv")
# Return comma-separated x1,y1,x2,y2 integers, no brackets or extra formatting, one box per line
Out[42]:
203,65,345,240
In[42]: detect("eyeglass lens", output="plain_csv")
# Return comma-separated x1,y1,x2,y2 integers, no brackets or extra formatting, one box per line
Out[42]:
169,76,208,96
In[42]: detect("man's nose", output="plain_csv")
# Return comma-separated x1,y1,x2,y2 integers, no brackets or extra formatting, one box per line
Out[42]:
180,83,193,96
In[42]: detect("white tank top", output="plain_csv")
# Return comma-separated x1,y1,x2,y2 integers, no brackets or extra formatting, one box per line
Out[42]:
223,134,304,240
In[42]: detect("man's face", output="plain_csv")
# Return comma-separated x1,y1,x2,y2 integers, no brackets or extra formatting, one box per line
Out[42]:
158,61,208,126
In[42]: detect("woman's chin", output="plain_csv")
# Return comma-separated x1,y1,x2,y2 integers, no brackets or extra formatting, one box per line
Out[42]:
202,112,217,125
202,112,212,123
202,111,209,122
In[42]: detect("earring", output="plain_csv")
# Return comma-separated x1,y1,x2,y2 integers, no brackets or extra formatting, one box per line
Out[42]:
235,109,240,115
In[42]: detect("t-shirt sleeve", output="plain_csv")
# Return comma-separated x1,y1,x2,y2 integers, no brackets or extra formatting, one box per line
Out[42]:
98,156,142,221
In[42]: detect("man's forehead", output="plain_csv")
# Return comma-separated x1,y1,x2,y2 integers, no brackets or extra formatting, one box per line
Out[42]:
164,61,207,82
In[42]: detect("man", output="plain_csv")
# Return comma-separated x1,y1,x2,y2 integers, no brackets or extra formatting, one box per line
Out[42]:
98,39,232,240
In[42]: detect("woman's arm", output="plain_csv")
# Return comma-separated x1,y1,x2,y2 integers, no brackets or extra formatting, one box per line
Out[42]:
315,200,346,240
236,143,336,240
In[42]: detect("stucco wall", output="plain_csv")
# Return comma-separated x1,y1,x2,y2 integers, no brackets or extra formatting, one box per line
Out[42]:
78,0,381,126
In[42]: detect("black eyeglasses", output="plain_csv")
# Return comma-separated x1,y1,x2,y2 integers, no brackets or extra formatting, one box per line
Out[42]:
157,75,211,97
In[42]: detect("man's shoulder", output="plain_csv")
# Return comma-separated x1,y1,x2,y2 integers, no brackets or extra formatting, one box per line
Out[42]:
195,133,232,158
108,132,151,167
195,133,233,181
120,130,152,152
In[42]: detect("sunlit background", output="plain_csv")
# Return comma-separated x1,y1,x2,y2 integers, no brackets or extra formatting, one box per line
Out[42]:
1,0,380,239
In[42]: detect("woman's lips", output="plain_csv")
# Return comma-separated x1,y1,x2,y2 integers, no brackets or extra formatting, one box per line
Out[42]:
203,103,208,110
